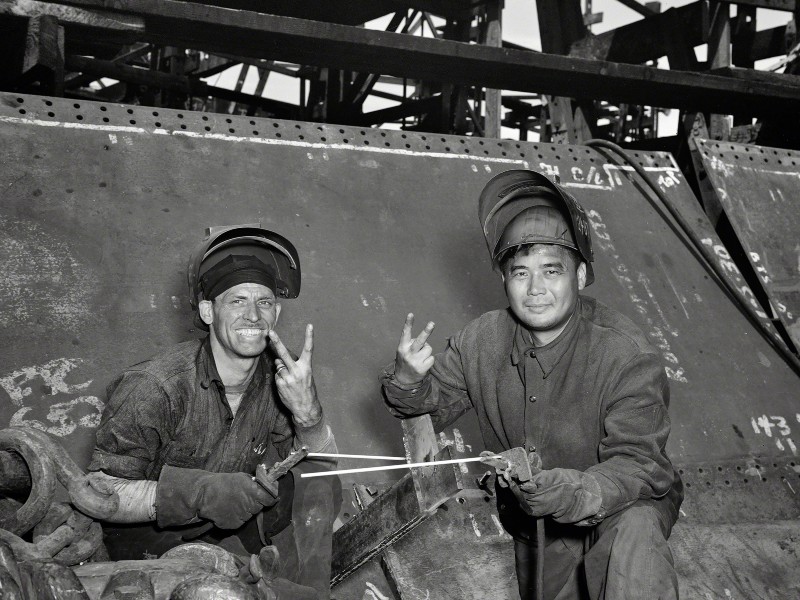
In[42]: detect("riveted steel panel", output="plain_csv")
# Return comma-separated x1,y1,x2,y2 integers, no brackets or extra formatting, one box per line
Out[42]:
0,92,798,492
695,139,800,349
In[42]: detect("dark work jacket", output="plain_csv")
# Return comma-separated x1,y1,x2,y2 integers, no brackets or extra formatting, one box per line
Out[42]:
382,296,683,535
89,337,333,558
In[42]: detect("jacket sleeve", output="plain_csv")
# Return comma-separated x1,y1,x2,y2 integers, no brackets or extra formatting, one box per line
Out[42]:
89,371,171,480
380,330,473,432
583,353,675,522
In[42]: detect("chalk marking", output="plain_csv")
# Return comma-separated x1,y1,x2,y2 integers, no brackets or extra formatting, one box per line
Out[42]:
491,514,508,536
452,428,466,453
469,513,482,537
0,116,528,166
0,358,91,405
587,209,686,382
658,256,690,320
364,583,391,600
563,182,614,190
11,395,104,437
637,272,678,337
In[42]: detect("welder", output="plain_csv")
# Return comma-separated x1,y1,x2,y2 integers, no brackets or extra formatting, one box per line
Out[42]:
381,170,684,599
88,225,340,599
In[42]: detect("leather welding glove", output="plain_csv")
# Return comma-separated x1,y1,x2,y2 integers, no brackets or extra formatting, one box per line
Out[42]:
156,465,278,529
517,468,602,524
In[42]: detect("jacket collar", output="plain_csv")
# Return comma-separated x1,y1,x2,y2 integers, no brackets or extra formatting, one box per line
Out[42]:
510,296,583,377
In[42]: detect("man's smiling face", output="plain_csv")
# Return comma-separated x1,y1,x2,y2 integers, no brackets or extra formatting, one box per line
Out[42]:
199,282,281,360
503,244,585,346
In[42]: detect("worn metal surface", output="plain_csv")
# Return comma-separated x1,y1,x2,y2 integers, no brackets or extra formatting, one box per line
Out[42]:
0,92,798,490
695,139,800,349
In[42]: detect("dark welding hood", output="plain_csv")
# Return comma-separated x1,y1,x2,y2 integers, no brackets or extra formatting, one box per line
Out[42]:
478,169,594,285
187,224,301,316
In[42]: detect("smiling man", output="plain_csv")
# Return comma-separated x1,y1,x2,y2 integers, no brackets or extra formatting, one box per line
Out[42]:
381,170,683,600
89,225,338,599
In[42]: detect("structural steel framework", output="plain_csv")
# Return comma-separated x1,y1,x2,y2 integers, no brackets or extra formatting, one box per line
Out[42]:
1,0,799,147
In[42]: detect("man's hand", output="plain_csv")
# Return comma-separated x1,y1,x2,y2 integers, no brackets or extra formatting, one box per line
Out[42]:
516,468,602,524
268,325,322,427
393,313,436,386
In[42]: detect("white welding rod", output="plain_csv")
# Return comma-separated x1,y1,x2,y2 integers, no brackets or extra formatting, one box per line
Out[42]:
306,452,407,461
299,455,502,478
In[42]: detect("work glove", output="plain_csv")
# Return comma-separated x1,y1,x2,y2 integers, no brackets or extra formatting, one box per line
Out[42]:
516,468,602,524
156,465,278,529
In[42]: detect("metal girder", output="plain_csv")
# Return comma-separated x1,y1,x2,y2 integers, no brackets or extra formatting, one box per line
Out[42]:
64,55,301,117
23,0,800,118
722,0,796,11
611,0,659,17
569,1,708,64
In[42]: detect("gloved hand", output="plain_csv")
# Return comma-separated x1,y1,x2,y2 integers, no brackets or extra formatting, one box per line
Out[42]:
516,468,602,524
156,465,278,529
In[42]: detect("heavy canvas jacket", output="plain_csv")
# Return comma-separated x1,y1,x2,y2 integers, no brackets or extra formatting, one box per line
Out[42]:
382,296,682,532
90,337,333,481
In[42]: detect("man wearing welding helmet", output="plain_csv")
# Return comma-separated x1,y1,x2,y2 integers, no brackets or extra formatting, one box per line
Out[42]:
381,171,683,599
89,225,339,599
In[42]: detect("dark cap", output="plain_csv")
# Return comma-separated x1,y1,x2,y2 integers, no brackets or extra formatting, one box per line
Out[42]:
478,169,594,285
199,253,278,300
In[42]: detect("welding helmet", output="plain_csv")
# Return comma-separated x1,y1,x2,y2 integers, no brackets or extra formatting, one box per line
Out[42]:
478,169,594,285
187,224,301,327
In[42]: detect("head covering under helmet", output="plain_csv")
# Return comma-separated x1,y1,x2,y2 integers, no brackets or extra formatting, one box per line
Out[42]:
478,170,594,285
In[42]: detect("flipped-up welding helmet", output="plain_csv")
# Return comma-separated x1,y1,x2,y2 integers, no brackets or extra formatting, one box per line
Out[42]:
478,169,594,285
187,224,301,327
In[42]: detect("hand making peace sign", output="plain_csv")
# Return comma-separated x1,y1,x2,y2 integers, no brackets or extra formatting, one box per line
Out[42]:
393,313,436,386
268,324,322,427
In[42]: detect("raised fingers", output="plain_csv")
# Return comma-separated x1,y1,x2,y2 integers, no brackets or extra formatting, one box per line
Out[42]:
300,324,314,362
399,313,415,346
409,321,435,352
268,330,295,368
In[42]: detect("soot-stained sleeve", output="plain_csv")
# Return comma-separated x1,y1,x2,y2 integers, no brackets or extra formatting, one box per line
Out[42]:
585,353,675,520
88,371,171,480
381,329,473,432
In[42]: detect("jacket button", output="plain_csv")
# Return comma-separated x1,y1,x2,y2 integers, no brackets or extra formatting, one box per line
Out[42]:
528,350,536,358
528,395,536,403
528,445,536,452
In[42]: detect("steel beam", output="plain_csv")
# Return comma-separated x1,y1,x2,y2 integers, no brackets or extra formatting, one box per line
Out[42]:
25,0,800,118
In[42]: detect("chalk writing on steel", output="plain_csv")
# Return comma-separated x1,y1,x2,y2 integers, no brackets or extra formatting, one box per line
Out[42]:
0,358,102,436
751,414,797,455
698,239,787,342
0,215,97,329
587,209,687,383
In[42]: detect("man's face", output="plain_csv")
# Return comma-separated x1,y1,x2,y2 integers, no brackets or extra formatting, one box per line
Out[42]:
199,282,281,360
503,245,586,346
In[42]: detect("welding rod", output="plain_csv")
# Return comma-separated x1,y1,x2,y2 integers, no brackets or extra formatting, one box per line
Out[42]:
306,452,407,461
299,455,502,478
